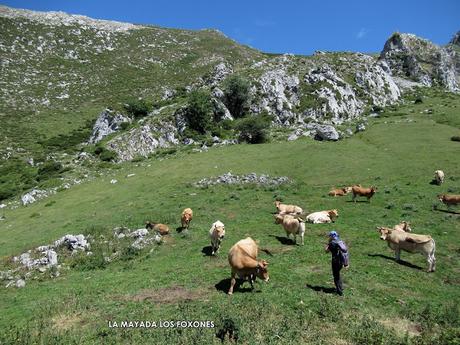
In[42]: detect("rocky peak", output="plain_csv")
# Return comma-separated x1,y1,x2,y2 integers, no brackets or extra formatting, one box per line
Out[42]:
380,32,458,92
450,31,460,46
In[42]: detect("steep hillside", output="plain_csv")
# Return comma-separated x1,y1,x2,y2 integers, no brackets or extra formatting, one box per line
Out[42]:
0,5,459,205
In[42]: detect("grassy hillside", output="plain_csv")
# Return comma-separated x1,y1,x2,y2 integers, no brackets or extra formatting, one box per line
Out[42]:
0,95,459,344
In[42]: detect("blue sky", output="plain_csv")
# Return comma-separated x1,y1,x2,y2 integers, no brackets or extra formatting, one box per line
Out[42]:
2,0,459,55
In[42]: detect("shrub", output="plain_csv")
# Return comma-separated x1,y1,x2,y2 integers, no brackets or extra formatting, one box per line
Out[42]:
99,149,117,162
223,75,251,118
124,98,151,118
414,96,423,104
451,136,460,142
235,116,270,144
184,90,213,134
37,161,64,181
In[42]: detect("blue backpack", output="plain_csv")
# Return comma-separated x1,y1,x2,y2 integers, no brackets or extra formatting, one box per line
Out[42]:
337,240,349,266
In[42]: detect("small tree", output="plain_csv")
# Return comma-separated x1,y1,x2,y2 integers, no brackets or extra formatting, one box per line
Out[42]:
236,116,270,144
223,75,251,119
184,90,213,134
124,98,150,119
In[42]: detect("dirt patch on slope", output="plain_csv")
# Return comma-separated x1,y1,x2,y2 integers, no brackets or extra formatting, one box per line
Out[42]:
122,285,209,304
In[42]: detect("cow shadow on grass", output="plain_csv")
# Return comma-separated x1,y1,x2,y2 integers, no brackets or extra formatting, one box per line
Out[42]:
269,235,296,245
305,284,337,294
214,278,260,294
432,208,460,215
367,254,423,270
346,200,369,203
201,246,214,257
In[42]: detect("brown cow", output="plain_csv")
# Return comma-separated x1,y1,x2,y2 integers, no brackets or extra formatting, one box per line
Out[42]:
274,214,306,245
352,185,377,202
328,187,352,197
438,194,460,206
377,227,436,272
145,221,170,235
274,201,303,216
227,237,269,295
181,208,193,229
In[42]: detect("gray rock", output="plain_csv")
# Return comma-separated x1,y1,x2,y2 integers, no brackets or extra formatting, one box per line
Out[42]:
46,250,58,266
183,138,195,145
15,279,26,288
21,189,53,205
306,123,340,141
194,172,290,188
89,108,131,144
356,122,366,132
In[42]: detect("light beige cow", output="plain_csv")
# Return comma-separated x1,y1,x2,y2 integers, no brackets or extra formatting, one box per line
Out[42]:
274,201,303,216
378,227,436,272
274,214,306,245
227,237,269,295
306,209,338,224
434,170,445,185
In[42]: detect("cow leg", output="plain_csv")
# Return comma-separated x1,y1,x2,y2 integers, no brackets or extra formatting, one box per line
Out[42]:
395,249,401,262
431,255,436,272
301,233,304,246
228,273,236,295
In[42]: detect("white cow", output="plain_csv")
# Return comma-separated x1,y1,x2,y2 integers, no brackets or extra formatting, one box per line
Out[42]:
306,210,339,224
209,220,225,255
434,170,444,185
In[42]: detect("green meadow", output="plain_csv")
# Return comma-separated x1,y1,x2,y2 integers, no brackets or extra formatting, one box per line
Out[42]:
0,92,459,344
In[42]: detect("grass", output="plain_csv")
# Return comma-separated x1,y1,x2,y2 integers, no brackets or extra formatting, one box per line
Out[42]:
0,104,459,344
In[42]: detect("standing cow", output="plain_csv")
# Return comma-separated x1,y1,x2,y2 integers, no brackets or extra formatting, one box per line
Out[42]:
274,214,306,245
377,227,436,272
209,220,225,255
352,185,377,202
434,170,445,185
227,237,269,295
181,208,193,230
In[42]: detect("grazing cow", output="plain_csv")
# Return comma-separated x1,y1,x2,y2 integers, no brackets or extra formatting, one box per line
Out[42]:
209,220,226,255
274,201,303,216
434,170,445,185
438,194,460,207
393,221,412,232
274,214,306,245
181,208,193,229
145,221,170,235
306,209,339,224
377,227,436,272
352,185,377,202
227,237,269,295
328,187,352,197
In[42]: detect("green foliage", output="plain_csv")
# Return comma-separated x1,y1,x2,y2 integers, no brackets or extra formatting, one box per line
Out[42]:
235,115,271,144
184,90,213,134
37,161,64,181
123,98,151,119
93,145,118,162
223,75,251,118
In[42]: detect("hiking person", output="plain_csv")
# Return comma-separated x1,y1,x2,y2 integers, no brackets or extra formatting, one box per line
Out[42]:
324,230,349,296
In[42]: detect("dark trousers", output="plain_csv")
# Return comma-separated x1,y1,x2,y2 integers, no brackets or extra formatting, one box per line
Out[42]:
332,260,343,295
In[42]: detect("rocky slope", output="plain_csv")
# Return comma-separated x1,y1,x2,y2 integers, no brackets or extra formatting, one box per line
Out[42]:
0,5,458,163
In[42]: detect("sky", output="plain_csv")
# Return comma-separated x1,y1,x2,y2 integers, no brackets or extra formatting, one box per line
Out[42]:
2,0,459,55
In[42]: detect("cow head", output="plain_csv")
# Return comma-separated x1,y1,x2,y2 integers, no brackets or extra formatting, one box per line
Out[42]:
344,187,352,194
256,260,269,282
328,209,339,221
145,221,156,230
437,194,445,202
401,221,412,232
377,227,392,240
371,186,378,193
274,214,284,224
213,221,225,239
274,200,281,209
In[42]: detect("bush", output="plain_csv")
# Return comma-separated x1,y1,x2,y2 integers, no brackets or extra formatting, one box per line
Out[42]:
37,161,64,181
99,149,117,162
451,136,460,142
223,75,251,118
184,90,213,134
124,98,151,118
235,116,270,144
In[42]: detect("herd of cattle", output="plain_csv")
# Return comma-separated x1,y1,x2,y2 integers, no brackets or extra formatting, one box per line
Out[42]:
145,170,458,294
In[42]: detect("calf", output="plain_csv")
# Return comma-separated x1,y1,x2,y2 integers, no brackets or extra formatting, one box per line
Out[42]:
274,201,303,216
378,227,436,272
328,187,352,197
227,237,269,295
145,221,170,235
438,194,460,207
306,209,339,224
352,185,377,202
434,170,445,185
181,208,193,229
393,221,412,232
274,214,306,245
209,220,226,255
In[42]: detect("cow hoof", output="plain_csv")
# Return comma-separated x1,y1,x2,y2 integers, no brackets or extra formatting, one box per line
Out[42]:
228,292,233,295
